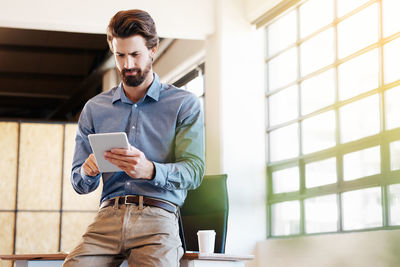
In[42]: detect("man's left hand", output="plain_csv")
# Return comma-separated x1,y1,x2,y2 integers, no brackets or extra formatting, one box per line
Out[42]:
104,145,155,179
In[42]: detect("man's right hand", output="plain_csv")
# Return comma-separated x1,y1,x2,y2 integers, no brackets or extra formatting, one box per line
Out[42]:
82,153,100,176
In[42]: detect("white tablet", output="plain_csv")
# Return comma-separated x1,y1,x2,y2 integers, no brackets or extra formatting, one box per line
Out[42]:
88,132,130,173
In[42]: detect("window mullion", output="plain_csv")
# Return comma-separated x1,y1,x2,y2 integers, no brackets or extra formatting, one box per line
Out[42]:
296,3,305,235
333,0,344,233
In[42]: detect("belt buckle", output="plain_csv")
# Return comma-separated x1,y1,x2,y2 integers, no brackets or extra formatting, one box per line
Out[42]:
123,196,130,205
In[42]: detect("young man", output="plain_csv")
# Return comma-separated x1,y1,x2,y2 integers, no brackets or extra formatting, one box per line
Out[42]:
63,9,205,267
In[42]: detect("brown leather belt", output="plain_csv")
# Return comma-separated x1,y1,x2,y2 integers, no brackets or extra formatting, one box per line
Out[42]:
100,195,177,214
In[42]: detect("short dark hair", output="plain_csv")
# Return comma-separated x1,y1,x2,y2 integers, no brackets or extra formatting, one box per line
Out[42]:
107,9,159,52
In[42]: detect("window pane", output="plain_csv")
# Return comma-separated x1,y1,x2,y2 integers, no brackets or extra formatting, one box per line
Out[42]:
340,94,380,143
343,146,381,181
271,201,300,236
300,28,335,76
199,97,204,112
337,0,369,17
268,10,297,56
302,111,336,154
390,141,400,171
185,75,204,97
384,37,400,84
269,85,298,126
299,0,334,38
268,48,298,91
301,69,335,115
338,49,379,100
305,157,337,188
389,184,400,225
385,86,400,130
342,187,382,230
269,123,299,162
337,4,378,59
272,167,299,194
305,194,338,233
382,0,400,38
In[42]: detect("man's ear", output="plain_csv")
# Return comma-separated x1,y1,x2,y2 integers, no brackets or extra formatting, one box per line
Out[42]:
150,45,158,58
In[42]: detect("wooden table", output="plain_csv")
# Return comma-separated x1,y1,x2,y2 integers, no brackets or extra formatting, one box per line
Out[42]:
0,253,254,267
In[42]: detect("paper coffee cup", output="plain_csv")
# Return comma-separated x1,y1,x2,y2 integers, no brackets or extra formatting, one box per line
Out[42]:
197,230,216,253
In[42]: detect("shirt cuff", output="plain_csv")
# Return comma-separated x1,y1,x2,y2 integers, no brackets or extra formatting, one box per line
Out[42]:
80,167,101,185
151,162,167,188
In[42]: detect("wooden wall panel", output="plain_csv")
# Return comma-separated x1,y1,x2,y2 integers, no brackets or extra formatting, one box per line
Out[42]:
0,122,18,210
0,258,12,267
18,123,63,210
15,212,59,253
0,212,14,255
60,211,97,252
62,124,102,211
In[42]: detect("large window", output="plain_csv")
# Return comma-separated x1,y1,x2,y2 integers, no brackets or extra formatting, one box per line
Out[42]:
266,0,400,237
173,63,205,110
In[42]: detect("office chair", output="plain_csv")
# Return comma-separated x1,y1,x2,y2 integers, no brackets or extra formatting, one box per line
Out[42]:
179,174,229,253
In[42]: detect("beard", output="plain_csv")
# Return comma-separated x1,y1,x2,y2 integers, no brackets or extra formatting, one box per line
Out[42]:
119,56,152,87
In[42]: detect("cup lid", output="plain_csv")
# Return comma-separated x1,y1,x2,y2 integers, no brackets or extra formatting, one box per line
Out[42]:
197,230,216,234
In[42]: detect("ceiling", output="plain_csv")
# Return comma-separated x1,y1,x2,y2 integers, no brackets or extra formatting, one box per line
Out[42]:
0,27,110,121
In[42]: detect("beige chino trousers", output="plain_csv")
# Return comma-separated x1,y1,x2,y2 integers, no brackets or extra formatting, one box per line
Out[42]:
63,200,183,267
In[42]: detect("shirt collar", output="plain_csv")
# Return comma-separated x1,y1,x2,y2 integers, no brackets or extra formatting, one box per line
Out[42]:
145,73,161,101
112,73,161,104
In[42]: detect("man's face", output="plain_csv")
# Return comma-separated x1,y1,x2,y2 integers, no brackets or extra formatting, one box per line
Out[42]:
112,35,155,87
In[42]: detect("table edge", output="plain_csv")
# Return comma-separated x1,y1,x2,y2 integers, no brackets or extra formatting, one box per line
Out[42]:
0,253,254,262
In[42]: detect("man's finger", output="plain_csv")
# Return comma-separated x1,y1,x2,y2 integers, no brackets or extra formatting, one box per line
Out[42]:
82,154,100,176
105,157,132,169
83,164,97,176
87,160,99,173
104,152,138,164
110,145,141,156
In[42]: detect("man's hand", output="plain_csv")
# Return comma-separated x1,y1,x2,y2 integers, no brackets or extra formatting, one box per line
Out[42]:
104,145,155,179
82,153,100,177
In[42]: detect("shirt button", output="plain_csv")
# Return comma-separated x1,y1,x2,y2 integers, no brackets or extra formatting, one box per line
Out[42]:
155,182,159,186
88,179,91,183
134,104,138,108
127,182,130,186
132,126,135,129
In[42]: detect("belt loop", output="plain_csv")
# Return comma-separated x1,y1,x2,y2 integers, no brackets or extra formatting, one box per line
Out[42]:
138,196,144,210
113,196,120,209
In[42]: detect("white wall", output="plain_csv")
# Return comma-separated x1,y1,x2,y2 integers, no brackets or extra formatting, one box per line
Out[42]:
0,0,214,39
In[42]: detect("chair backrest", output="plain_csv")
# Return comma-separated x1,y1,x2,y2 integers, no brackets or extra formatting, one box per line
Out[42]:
179,174,229,253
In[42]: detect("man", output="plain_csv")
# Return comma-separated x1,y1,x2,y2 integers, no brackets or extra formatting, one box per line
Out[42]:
63,9,205,267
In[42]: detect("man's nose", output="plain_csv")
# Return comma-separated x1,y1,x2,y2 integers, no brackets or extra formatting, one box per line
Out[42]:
124,56,134,69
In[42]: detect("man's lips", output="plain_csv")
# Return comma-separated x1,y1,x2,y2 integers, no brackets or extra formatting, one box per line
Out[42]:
124,71,137,75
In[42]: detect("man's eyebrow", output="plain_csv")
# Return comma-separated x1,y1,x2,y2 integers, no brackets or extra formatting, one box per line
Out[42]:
115,51,140,55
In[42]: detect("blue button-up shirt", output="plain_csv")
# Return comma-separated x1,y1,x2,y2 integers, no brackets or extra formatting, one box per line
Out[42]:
71,73,205,206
